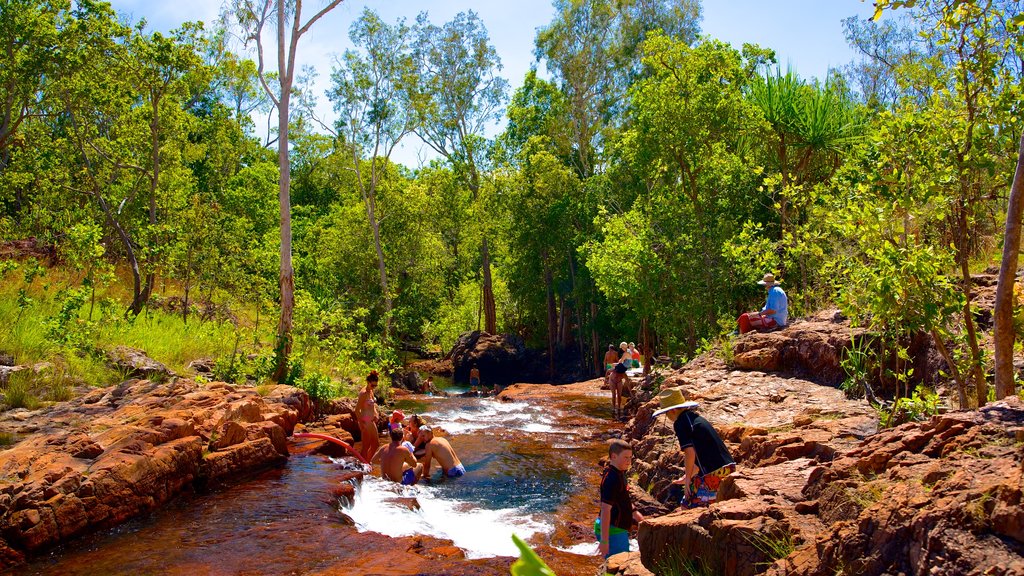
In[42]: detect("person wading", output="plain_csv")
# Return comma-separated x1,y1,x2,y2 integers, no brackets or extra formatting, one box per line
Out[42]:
356,370,381,462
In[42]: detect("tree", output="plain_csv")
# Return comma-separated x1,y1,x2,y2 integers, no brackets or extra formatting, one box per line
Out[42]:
995,133,1024,400
228,0,345,382
329,9,415,341
0,0,65,168
410,11,508,335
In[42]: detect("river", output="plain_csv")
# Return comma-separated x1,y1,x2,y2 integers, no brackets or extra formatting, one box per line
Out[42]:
11,381,617,575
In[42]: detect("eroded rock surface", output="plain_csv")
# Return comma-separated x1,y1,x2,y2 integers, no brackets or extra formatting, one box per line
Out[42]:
0,379,311,569
621,342,1024,576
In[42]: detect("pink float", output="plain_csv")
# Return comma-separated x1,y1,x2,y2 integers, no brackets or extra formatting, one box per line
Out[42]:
293,432,370,465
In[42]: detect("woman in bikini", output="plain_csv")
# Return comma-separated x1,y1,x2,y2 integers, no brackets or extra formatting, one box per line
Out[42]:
356,371,380,462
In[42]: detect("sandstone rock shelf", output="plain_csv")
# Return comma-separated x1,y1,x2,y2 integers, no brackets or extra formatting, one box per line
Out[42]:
0,378,313,569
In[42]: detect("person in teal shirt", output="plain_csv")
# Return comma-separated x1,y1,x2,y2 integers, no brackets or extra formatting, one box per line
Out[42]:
738,273,788,333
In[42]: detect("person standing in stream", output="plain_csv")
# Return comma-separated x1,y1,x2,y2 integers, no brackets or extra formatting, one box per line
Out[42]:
356,370,381,462
596,439,644,558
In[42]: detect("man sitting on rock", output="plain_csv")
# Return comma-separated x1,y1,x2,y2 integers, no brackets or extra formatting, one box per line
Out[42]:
737,273,788,334
420,426,466,479
653,389,736,508
371,427,423,485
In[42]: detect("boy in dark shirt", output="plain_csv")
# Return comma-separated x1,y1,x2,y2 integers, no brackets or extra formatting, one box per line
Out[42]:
596,439,645,558
653,388,736,508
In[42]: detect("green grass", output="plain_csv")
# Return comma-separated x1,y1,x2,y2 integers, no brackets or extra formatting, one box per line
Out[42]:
2,373,40,410
654,552,716,576
747,528,795,566
0,263,387,404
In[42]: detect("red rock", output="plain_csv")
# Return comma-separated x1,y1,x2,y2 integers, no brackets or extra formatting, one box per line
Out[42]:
209,421,247,451
0,377,306,570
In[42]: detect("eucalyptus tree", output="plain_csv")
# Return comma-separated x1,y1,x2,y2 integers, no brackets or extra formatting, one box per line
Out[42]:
841,15,923,110
534,0,702,179
329,8,416,341
845,0,1023,407
410,11,508,335
227,0,345,381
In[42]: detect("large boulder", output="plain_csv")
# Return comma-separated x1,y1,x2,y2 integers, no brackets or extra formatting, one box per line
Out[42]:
769,399,1024,576
104,346,174,381
449,331,530,385
731,310,947,390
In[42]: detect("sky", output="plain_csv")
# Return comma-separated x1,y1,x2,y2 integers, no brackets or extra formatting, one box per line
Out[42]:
106,0,878,168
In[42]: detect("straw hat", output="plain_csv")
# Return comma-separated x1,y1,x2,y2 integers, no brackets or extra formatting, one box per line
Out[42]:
652,388,699,417
619,341,628,351
757,273,781,286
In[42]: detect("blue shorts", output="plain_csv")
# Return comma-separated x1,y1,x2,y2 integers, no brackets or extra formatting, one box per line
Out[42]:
446,464,466,478
593,518,629,558
402,468,416,485
470,377,480,386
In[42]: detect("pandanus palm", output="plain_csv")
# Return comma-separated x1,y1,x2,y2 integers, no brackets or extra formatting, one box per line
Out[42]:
749,67,865,233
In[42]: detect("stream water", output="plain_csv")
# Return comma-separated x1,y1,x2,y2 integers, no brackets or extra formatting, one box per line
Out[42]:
12,383,613,575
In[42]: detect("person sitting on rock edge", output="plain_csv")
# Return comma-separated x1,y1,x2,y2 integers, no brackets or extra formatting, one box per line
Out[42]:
653,388,736,509
596,439,644,559
737,273,788,334
420,426,466,479
371,427,423,485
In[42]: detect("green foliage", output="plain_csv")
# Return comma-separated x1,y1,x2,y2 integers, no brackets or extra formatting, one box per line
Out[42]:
840,335,874,399
653,551,716,576
509,534,557,576
746,529,796,566
878,384,941,428
2,373,40,410
295,372,339,414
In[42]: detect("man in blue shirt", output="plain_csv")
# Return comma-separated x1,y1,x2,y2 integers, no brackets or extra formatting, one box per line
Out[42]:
737,273,788,334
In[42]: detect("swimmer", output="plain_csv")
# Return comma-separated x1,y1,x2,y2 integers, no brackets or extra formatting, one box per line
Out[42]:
356,370,380,461
420,426,466,479
371,427,423,485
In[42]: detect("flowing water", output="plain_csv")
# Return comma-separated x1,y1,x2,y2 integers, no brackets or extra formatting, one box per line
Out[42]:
12,389,612,575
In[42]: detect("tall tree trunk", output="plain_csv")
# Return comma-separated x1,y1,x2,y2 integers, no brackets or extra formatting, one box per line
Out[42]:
366,187,392,340
591,301,600,376
96,195,146,317
481,236,497,334
142,92,160,315
957,201,986,407
272,46,295,382
545,260,556,382
994,131,1024,400
183,242,193,325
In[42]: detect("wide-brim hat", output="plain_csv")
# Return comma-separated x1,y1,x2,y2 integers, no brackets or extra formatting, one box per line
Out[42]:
652,388,699,417
757,273,782,286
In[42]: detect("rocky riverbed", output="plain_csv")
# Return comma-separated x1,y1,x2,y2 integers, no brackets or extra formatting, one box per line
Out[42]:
3,309,1023,575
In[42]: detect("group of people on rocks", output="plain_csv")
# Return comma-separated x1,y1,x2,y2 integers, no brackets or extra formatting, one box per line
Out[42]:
604,341,642,418
355,371,465,486
597,272,786,559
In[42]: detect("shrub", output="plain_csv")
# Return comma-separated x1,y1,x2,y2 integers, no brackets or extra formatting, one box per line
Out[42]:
3,371,40,410
295,372,338,414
